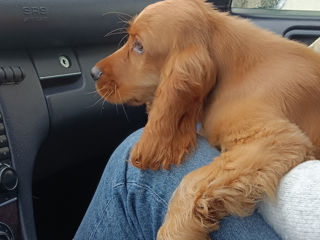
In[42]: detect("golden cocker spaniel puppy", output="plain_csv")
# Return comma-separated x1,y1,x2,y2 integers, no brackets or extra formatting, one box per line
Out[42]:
91,0,320,239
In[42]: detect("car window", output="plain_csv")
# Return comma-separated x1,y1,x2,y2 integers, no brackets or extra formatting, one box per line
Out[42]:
231,0,320,18
231,0,320,11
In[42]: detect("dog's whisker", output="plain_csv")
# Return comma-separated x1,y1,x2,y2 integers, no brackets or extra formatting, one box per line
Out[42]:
88,90,110,108
116,90,130,122
105,90,114,100
91,85,106,95
104,32,127,39
104,31,127,38
104,27,126,34
85,89,98,95
101,89,111,98
85,95,100,109
117,19,130,26
118,14,131,21
94,95,107,106
116,14,131,25
100,98,106,114
100,90,112,101
99,89,114,114
101,89,114,113
87,98,103,108
104,28,128,38
121,104,129,122
102,11,133,19
100,98,108,114
114,84,119,114
118,34,129,49
103,12,132,27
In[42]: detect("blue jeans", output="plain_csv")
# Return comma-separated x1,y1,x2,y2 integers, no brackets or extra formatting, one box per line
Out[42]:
75,129,280,240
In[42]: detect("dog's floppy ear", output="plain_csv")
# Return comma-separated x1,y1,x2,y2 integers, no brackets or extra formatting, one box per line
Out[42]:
131,45,216,169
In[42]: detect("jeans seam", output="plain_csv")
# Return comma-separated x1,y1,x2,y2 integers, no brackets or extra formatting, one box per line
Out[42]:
117,181,169,207
119,182,168,240
88,197,114,240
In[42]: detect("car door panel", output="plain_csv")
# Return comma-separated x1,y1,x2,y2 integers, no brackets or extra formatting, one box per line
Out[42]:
232,9,320,44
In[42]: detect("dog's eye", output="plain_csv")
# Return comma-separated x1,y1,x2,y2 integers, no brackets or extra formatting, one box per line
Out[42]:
133,40,144,54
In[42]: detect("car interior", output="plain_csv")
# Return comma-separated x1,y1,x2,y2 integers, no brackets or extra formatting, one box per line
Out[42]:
0,0,319,239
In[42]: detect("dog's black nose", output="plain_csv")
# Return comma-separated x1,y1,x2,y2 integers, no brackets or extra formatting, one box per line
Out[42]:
90,66,103,81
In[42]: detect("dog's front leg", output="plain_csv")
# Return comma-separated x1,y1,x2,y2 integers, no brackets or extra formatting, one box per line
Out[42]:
158,121,314,239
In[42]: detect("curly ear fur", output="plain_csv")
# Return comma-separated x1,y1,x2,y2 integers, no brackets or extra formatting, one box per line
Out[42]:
131,45,216,169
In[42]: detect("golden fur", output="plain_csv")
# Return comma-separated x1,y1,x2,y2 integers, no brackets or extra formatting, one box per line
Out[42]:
94,0,320,239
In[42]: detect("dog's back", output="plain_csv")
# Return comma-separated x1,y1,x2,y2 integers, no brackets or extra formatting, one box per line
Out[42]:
202,11,320,157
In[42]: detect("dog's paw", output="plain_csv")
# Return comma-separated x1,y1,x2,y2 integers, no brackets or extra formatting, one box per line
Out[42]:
157,208,211,240
130,136,166,169
130,133,190,170
130,140,160,170
157,222,210,240
156,171,214,240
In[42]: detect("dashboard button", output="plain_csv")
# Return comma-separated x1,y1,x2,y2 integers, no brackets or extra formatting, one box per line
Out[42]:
2,67,13,83
0,136,7,148
0,148,9,161
0,66,25,84
0,164,18,191
15,67,25,83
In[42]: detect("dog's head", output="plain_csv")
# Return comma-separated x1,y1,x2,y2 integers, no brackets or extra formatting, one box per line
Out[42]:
92,0,217,167
92,0,217,108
